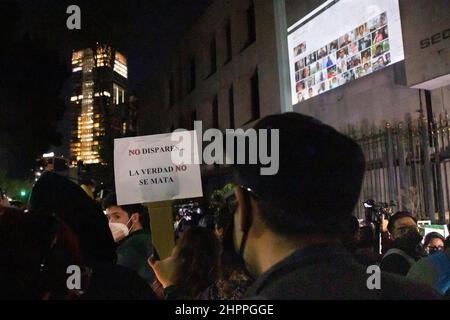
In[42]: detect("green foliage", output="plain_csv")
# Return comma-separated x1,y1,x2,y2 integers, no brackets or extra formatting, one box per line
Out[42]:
208,183,235,221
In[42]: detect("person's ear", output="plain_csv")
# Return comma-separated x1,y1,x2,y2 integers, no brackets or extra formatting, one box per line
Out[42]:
234,186,252,233
131,212,140,223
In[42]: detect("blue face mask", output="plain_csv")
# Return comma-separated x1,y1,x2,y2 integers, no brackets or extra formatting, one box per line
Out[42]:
427,245,444,255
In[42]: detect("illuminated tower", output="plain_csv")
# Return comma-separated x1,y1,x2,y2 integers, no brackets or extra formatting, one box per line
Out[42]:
70,44,132,165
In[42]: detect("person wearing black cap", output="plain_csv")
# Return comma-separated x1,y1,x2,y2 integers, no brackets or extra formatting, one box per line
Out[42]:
222,112,439,299
380,211,425,276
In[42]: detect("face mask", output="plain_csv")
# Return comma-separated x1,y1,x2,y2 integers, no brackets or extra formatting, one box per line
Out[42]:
109,217,133,243
221,189,253,277
394,227,423,252
427,247,442,255
222,217,249,275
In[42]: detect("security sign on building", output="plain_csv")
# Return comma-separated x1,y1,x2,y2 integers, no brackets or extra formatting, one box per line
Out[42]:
401,0,450,90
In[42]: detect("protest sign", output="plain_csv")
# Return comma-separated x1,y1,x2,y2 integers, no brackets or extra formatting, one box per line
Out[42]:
114,131,202,205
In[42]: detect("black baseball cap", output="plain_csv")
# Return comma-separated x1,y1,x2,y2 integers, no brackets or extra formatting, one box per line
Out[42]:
231,112,365,235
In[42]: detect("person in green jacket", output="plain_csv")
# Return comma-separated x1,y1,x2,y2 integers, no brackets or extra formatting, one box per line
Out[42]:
103,192,155,284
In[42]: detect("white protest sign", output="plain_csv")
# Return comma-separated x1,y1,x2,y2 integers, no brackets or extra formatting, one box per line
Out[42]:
114,130,203,205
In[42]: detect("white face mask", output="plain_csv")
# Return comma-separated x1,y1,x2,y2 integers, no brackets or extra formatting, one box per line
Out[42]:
108,217,133,243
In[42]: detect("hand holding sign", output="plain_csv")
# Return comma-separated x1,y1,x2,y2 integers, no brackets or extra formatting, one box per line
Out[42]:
148,255,176,289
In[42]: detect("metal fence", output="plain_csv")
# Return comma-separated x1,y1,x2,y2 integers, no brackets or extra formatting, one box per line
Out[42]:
347,113,450,224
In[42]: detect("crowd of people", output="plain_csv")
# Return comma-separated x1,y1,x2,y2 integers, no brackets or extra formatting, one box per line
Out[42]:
0,112,449,300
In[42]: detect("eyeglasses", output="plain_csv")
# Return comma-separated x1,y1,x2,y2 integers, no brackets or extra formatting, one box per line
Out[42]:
427,245,444,251
224,185,259,217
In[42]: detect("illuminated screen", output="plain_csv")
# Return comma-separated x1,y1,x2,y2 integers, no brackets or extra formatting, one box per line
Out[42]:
288,0,404,104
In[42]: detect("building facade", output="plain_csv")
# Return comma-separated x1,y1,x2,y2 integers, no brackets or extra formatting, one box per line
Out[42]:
138,0,284,193
139,0,281,135
70,43,135,165
139,0,450,222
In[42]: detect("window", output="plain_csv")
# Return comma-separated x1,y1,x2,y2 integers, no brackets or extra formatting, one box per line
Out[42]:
245,1,256,48
212,95,219,129
114,52,128,79
113,83,125,105
209,38,217,76
189,58,196,92
250,69,260,120
225,20,232,63
229,85,235,129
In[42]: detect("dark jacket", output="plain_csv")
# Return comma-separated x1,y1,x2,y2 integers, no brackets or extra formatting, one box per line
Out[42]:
29,171,116,264
29,171,158,300
380,248,417,276
117,229,155,283
243,245,440,300
83,262,158,300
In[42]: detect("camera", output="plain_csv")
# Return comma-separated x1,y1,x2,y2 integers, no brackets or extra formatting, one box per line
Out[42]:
363,199,394,224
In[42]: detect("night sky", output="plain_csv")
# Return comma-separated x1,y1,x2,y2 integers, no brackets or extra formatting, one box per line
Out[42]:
6,0,212,160
15,0,212,92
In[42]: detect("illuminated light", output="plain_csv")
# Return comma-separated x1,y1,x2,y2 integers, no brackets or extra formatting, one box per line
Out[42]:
70,96,78,101
114,52,128,78
103,91,111,97
113,83,125,105
72,50,84,62
72,67,82,72
43,152,55,158
95,45,112,68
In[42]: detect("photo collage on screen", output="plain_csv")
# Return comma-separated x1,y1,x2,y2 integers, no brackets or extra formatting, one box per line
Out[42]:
293,11,391,103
